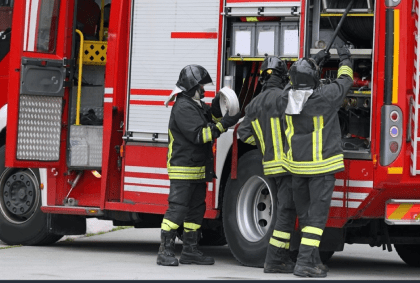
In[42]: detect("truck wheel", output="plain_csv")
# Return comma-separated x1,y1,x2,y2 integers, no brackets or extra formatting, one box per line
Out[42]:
223,149,277,267
395,244,420,267
0,146,62,245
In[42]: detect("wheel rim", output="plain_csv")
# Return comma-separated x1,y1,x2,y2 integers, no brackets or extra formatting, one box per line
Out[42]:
236,175,273,242
0,168,40,225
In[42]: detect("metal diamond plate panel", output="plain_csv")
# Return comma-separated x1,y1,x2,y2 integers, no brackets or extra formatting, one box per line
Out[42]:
69,125,103,168
16,95,62,161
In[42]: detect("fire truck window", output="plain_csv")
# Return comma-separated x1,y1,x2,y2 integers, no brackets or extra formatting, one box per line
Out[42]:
0,4,12,33
23,0,60,53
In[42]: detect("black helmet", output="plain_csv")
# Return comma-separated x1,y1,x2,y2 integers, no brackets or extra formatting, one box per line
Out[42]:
289,58,319,90
176,64,213,97
259,56,288,85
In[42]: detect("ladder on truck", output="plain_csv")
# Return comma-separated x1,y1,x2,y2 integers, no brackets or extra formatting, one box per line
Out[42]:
411,0,420,175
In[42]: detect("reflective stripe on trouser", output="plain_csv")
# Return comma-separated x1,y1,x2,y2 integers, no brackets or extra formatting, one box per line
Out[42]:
292,174,335,266
163,181,207,227
161,218,180,231
184,222,201,232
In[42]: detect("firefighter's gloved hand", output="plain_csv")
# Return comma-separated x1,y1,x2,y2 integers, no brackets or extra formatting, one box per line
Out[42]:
211,92,223,118
337,45,351,61
312,49,330,65
220,111,241,130
210,123,222,140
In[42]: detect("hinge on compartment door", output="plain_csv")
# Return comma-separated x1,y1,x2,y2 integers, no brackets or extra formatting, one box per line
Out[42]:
291,6,299,16
63,58,75,67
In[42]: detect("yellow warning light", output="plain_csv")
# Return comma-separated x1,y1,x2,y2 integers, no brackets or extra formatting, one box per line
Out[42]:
91,171,102,178
40,183,44,190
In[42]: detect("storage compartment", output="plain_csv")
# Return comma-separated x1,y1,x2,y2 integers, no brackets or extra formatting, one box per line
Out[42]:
307,0,375,159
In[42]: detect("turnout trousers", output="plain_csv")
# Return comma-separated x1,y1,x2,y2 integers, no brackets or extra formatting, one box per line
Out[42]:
272,175,296,239
292,174,336,267
163,181,207,227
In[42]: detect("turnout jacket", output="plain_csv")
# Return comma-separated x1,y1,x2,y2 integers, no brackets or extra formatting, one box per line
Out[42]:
283,59,353,176
167,93,222,182
238,81,288,177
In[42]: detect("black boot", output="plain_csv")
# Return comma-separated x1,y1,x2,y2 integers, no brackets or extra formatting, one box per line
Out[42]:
313,249,329,272
264,244,295,273
293,264,327,278
157,229,179,266
179,231,215,265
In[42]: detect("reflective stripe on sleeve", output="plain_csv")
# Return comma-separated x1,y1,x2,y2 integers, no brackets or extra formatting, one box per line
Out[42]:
338,66,353,80
252,119,265,155
245,136,256,145
216,122,225,133
202,127,213,143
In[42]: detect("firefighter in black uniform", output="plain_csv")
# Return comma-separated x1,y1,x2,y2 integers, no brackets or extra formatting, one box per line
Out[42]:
282,46,353,277
157,65,240,266
237,57,296,273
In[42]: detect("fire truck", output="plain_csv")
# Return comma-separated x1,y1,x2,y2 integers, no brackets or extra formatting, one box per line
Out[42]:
1,0,420,268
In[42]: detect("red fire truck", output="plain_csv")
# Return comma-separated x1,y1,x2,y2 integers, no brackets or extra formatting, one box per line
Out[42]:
1,0,420,268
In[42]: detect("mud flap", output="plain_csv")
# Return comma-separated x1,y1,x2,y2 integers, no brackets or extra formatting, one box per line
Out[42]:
47,214,87,235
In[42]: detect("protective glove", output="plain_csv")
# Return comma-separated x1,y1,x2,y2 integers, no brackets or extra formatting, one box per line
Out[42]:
337,45,351,61
211,92,223,118
220,111,241,130
311,49,330,65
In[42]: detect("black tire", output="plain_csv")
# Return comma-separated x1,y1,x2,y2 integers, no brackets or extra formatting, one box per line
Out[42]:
223,149,277,267
0,146,62,246
395,244,420,267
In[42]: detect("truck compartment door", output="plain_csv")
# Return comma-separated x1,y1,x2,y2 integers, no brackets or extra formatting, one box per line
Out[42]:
125,0,221,143
6,0,74,167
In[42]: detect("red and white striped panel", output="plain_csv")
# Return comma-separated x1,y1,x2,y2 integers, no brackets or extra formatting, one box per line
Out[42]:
123,145,213,207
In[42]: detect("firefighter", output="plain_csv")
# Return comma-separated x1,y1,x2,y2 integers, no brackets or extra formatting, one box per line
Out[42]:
237,57,296,273
283,46,353,277
158,64,241,266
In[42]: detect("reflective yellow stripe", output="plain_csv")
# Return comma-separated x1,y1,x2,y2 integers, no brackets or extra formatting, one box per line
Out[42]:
286,154,343,167
269,238,290,249
337,66,353,80
245,136,256,145
246,17,258,22
312,116,324,162
184,222,201,231
388,204,413,220
167,130,174,167
264,167,287,175
212,114,222,123
168,173,206,180
251,119,265,155
161,218,179,231
271,117,283,161
168,166,206,180
284,161,344,175
392,9,400,104
301,237,320,247
167,166,205,173
285,115,294,161
302,226,323,236
202,127,212,143
216,122,225,133
273,230,291,240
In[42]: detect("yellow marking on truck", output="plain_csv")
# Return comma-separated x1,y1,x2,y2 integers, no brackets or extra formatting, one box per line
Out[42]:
388,204,413,219
388,167,403,174
392,9,400,104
